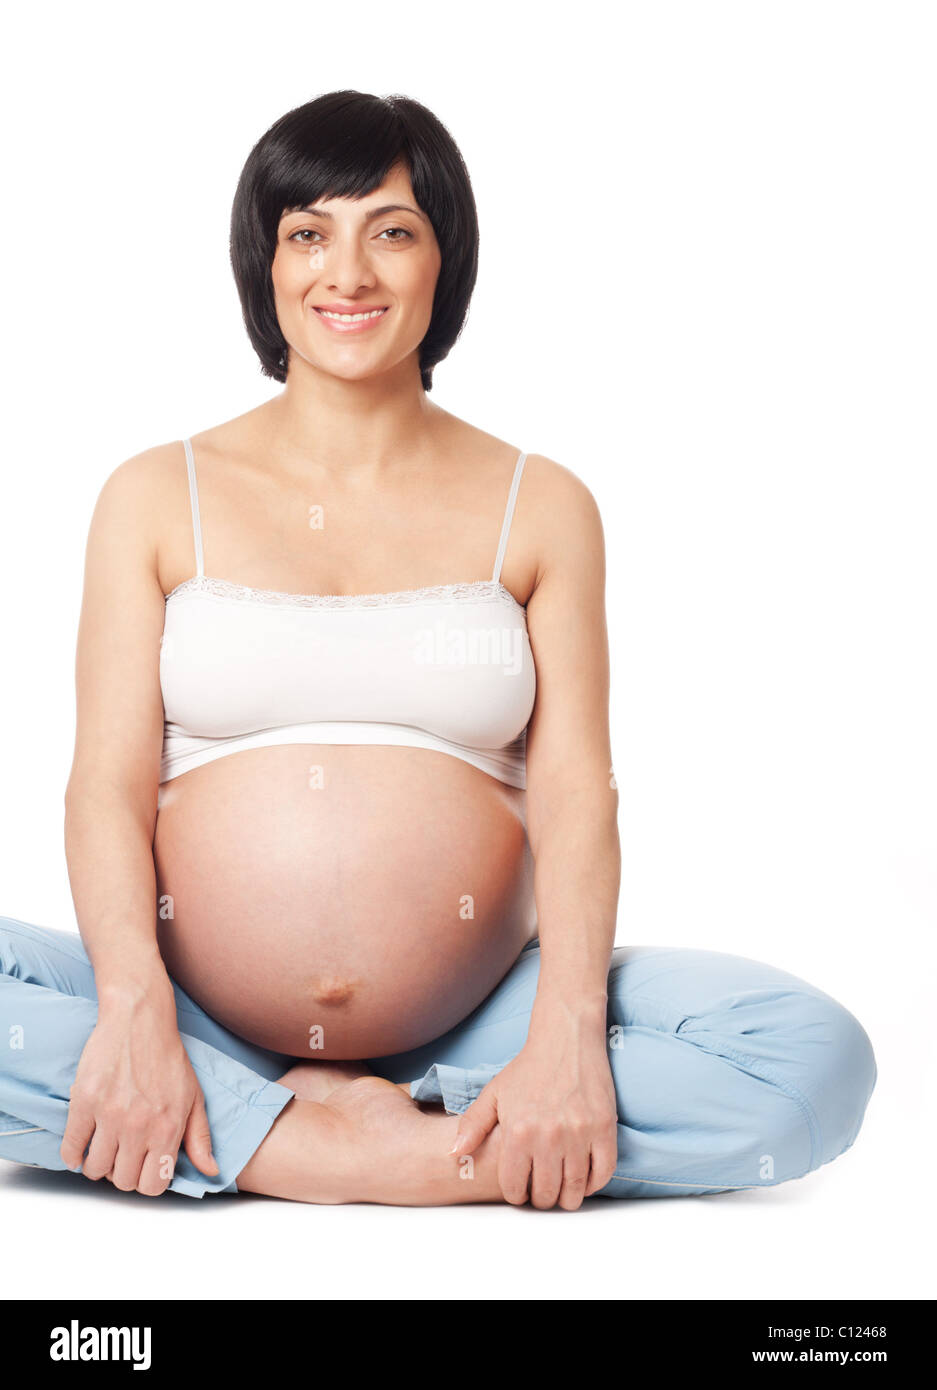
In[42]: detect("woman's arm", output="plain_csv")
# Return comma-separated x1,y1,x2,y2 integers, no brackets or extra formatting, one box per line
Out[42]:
61,448,218,1193
451,458,621,1208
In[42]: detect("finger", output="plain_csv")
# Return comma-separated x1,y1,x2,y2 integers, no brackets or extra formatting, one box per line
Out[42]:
81,1126,118,1182
110,1140,149,1193
60,1104,95,1172
183,1091,219,1177
136,1146,177,1197
584,1131,619,1197
558,1150,592,1211
497,1139,533,1206
142,1122,184,1194
529,1150,564,1210
450,1091,498,1157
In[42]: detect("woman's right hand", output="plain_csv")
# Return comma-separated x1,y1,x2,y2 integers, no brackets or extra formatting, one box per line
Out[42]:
60,970,219,1195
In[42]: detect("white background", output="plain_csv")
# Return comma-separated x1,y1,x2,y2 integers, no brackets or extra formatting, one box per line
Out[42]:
0,0,933,1302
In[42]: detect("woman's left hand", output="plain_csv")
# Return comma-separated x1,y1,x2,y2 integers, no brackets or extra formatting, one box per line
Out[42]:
449,1024,619,1210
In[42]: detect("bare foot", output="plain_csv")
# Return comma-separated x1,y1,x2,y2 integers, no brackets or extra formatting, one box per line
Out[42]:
325,1076,506,1205
277,1059,384,1103
237,1074,507,1206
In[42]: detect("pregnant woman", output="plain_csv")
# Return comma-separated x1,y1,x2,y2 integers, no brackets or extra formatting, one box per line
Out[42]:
0,90,876,1208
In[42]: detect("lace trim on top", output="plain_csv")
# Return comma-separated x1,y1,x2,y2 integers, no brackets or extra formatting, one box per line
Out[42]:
164,574,525,612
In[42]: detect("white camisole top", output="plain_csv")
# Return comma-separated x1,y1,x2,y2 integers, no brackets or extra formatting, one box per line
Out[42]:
158,439,537,798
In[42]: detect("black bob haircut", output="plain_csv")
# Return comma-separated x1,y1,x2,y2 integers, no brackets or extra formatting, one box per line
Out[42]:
230,90,480,393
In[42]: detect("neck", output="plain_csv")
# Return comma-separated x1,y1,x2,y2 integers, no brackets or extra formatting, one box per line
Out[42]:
259,354,448,482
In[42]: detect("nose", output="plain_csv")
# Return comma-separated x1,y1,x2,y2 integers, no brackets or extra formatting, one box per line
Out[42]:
312,237,378,294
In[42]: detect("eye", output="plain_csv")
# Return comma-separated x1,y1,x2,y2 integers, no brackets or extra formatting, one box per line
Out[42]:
286,225,414,247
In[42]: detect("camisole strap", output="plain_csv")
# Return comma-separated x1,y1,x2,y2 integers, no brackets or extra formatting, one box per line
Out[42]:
182,437,205,578
491,450,527,584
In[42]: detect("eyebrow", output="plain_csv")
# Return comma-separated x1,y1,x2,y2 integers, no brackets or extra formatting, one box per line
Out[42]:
283,202,426,224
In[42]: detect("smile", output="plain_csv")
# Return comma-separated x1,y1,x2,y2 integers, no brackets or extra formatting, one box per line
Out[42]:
312,306,389,333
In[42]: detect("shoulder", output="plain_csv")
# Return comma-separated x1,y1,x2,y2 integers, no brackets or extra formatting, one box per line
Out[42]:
87,441,188,558
519,452,605,544
513,454,607,602
444,413,602,528
92,439,186,515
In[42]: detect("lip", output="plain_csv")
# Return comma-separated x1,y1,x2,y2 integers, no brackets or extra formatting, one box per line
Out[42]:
312,304,390,335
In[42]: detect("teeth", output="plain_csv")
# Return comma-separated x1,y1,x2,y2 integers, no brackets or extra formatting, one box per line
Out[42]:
318,308,386,322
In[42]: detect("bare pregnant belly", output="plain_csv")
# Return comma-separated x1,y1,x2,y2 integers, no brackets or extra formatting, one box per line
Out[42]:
152,744,536,1057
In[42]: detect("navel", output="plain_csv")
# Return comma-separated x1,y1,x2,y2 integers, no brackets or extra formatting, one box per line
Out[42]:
307,974,357,1006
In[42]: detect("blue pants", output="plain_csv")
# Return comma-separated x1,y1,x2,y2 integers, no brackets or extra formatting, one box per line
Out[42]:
0,915,876,1200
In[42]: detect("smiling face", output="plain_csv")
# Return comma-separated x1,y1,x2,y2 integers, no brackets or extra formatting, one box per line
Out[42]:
271,162,442,383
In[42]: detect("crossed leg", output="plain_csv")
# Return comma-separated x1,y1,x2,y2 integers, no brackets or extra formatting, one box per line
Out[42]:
1,917,877,1206
235,1063,507,1206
